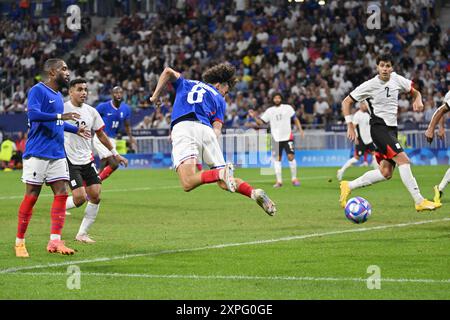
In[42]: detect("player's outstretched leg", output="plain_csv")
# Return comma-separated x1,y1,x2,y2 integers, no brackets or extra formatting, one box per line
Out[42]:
339,161,389,208
287,154,300,186
434,168,450,204
273,160,283,188
75,184,101,243
218,178,277,216
337,157,359,181
178,160,236,192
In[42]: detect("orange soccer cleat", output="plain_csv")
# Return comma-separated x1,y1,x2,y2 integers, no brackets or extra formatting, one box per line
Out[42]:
15,242,30,258
47,239,75,255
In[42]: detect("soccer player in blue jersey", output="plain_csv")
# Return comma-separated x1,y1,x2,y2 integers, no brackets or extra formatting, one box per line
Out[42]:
94,86,135,181
150,63,276,215
15,59,91,258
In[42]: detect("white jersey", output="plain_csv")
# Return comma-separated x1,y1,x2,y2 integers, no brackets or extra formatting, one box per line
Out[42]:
349,72,413,127
352,110,372,145
64,101,105,165
260,104,296,142
444,91,450,109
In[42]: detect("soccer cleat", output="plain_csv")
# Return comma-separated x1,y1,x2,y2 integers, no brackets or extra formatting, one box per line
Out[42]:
221,163,236,192
433,185,442,205
273,182,282,188
75,234,96,243
415,199,440,212
47,239,75,255
339,181,351,208
15,242,29,258
292,179,300,187
336,169,344,181
253,189,277,216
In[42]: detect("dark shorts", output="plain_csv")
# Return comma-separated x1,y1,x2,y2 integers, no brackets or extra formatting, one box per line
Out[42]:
355,139,376,157
67,159,101,190
370,124,404,166
273,139,295,159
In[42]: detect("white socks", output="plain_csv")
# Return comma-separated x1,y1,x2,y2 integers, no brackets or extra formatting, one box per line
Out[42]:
15,238,25,245
274,161,282,183
349,169,386,190
438,168,450,192
77,202,100,236
341,157,358,172
50,234,61,240
398,164,424,205
66,196,76,210
289,159,297,180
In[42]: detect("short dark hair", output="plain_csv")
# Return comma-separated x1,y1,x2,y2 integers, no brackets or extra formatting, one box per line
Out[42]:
43,58,64,74
376,54,394,65
202,63,236,88
69,78,87,88
272,92,283,100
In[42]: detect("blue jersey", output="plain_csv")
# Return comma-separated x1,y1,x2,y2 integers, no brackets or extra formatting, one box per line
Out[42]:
23,83,66,160
96,100,131,138
171,77,226,128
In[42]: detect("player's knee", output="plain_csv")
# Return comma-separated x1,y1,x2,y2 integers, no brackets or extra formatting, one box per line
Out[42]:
73,195,86,207
89,196,101,204
380,167,393,180
180,179,193,192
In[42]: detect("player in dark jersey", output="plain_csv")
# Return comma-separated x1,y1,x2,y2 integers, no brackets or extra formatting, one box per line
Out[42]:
94,86,135,181
150,63,276,215
15,59,90,258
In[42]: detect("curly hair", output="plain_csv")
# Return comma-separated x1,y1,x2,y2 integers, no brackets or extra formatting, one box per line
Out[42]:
202,63,236,88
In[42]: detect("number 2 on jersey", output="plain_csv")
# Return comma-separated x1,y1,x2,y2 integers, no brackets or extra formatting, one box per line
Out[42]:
187,84,206,104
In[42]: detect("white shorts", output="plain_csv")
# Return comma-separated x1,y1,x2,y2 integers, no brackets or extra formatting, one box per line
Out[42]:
171,121,225,170
22,157,70,185
93,135,116,160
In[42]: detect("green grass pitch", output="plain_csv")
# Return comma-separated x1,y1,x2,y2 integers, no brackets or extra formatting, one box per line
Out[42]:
0,166,449,299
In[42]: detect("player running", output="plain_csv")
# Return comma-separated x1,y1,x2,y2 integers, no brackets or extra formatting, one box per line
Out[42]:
340,54,440,212
64,79,128,243
94,86,135,181
337,101,377,181
14,59,90,258
248,92,304,187
424,90,450,205
149,63,276,215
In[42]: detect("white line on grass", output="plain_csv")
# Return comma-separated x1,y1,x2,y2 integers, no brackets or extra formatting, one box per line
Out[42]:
0,176,330,200
4,272,450,285
1,217,449,274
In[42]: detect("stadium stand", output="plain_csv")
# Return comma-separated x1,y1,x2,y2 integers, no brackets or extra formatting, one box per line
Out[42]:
0,0,449,137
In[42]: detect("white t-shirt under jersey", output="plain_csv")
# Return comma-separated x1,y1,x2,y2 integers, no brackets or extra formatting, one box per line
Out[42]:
349,72,413,127
260,104,296,142
64,100,105,165
352,109,372,145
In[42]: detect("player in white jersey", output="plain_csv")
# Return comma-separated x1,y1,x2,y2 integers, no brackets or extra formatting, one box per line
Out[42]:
425,90,450,205
64,79,128,243
337,101,377,181
340,54,440,212
249,93,304,187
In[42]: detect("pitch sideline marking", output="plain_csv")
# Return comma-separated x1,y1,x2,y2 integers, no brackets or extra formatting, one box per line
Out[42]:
4,271,450,284
1,217,449,274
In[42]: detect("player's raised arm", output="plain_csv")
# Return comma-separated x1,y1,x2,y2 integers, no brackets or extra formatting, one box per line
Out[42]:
341,95,356,142
411,87,424,112
425,103,450,143
150,67,181,105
